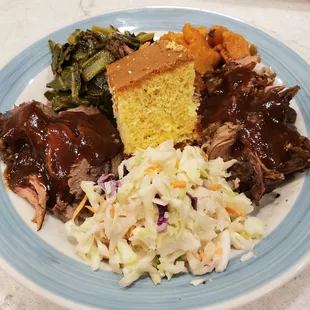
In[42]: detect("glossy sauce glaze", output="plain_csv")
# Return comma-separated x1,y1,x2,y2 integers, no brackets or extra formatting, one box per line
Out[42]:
1,102,123,207
200,67,299,168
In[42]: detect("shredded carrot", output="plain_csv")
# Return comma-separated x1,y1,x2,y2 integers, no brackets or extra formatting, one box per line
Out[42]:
171,181,186,188
215,248,223,255
150,163,161,170
225,207,245,218
72,194,88,220
85,205,97,214
199,252,206,261
110,205,115,218
126,225,136,239
101,237,109,245
209,184,222,191
145,163,161,173
97,199,105,212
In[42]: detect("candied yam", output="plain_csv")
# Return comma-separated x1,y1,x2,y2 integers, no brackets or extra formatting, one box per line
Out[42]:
195,26,208,38
221,31,250,62
194,52,214,74
187,39,201,56
159,31,178,41
187,36,208,53
159,32,188,48
183,23,203,44
160,24,229,72
220,49,231,64
211,50,222,67
208,25,228,47
174,33,189,48
212,44,225,65
188,40,220,74
213,44,223,53
187,41,207,73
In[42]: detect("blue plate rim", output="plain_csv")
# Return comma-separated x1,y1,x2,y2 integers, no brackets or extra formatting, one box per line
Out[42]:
0,6,310,310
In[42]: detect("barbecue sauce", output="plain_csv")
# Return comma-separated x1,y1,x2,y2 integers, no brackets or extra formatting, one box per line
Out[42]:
1,102,123,207
200,67,299,169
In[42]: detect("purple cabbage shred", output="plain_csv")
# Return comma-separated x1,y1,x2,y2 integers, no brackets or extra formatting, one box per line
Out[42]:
186,192,198,211
156,197,168,232
98,173,121,195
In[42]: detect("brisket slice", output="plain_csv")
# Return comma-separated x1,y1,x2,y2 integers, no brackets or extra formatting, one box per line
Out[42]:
68,153,122,202
0,101,123,229
49,197,92,223
200,56,310,204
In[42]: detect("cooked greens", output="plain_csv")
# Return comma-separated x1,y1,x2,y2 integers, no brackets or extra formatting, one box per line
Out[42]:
80,50,115,82
45,25,154,124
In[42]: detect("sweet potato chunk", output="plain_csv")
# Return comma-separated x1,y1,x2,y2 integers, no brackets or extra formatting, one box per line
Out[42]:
221,31,250,63
182,23,220,74
188,40,221,74
220,49,231,64
195,26,207,38
159,31,174,41
208,25,228,47
213,44,223,53
183,23,203,44
187,41,211,73
159,32,188,47
159,23,252,73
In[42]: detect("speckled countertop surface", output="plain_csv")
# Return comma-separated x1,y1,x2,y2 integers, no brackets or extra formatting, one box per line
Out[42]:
0,0,310,309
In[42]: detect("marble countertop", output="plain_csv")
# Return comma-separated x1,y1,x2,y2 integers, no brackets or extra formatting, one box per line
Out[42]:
0,0,310,309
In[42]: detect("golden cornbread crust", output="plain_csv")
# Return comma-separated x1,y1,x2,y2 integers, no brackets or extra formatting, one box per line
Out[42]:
107,41,194,93
107,41,200,154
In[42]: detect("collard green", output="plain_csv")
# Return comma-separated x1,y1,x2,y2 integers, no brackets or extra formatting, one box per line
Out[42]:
46,25,154,125
81,50,115,82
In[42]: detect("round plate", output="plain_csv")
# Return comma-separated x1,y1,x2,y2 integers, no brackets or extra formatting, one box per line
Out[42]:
1,6,310,310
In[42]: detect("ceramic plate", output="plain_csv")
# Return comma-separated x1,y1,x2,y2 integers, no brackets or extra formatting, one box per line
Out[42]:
0,6,310,310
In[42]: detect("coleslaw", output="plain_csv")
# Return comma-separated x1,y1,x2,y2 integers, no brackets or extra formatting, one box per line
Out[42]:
66,139,265,287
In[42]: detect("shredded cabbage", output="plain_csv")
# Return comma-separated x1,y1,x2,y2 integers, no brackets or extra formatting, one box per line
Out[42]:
67,139,265,286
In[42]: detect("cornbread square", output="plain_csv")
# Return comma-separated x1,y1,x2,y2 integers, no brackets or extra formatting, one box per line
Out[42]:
107,41,200,154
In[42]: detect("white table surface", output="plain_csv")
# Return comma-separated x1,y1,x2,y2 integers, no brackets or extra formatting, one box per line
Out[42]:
0,0,310,309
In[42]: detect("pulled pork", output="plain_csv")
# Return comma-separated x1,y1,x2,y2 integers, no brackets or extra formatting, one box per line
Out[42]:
0,102,123,229
200,56,310,204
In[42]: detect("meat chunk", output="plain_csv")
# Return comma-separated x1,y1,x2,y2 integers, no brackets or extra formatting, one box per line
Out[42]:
205,122,240,160
14,176,47,230
68,159,105,200
231,55,260,68
62,105,100,115
49,197,91,223
49,198,75,223
104,39,135,60
200,58,310,204
0,101,123,229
